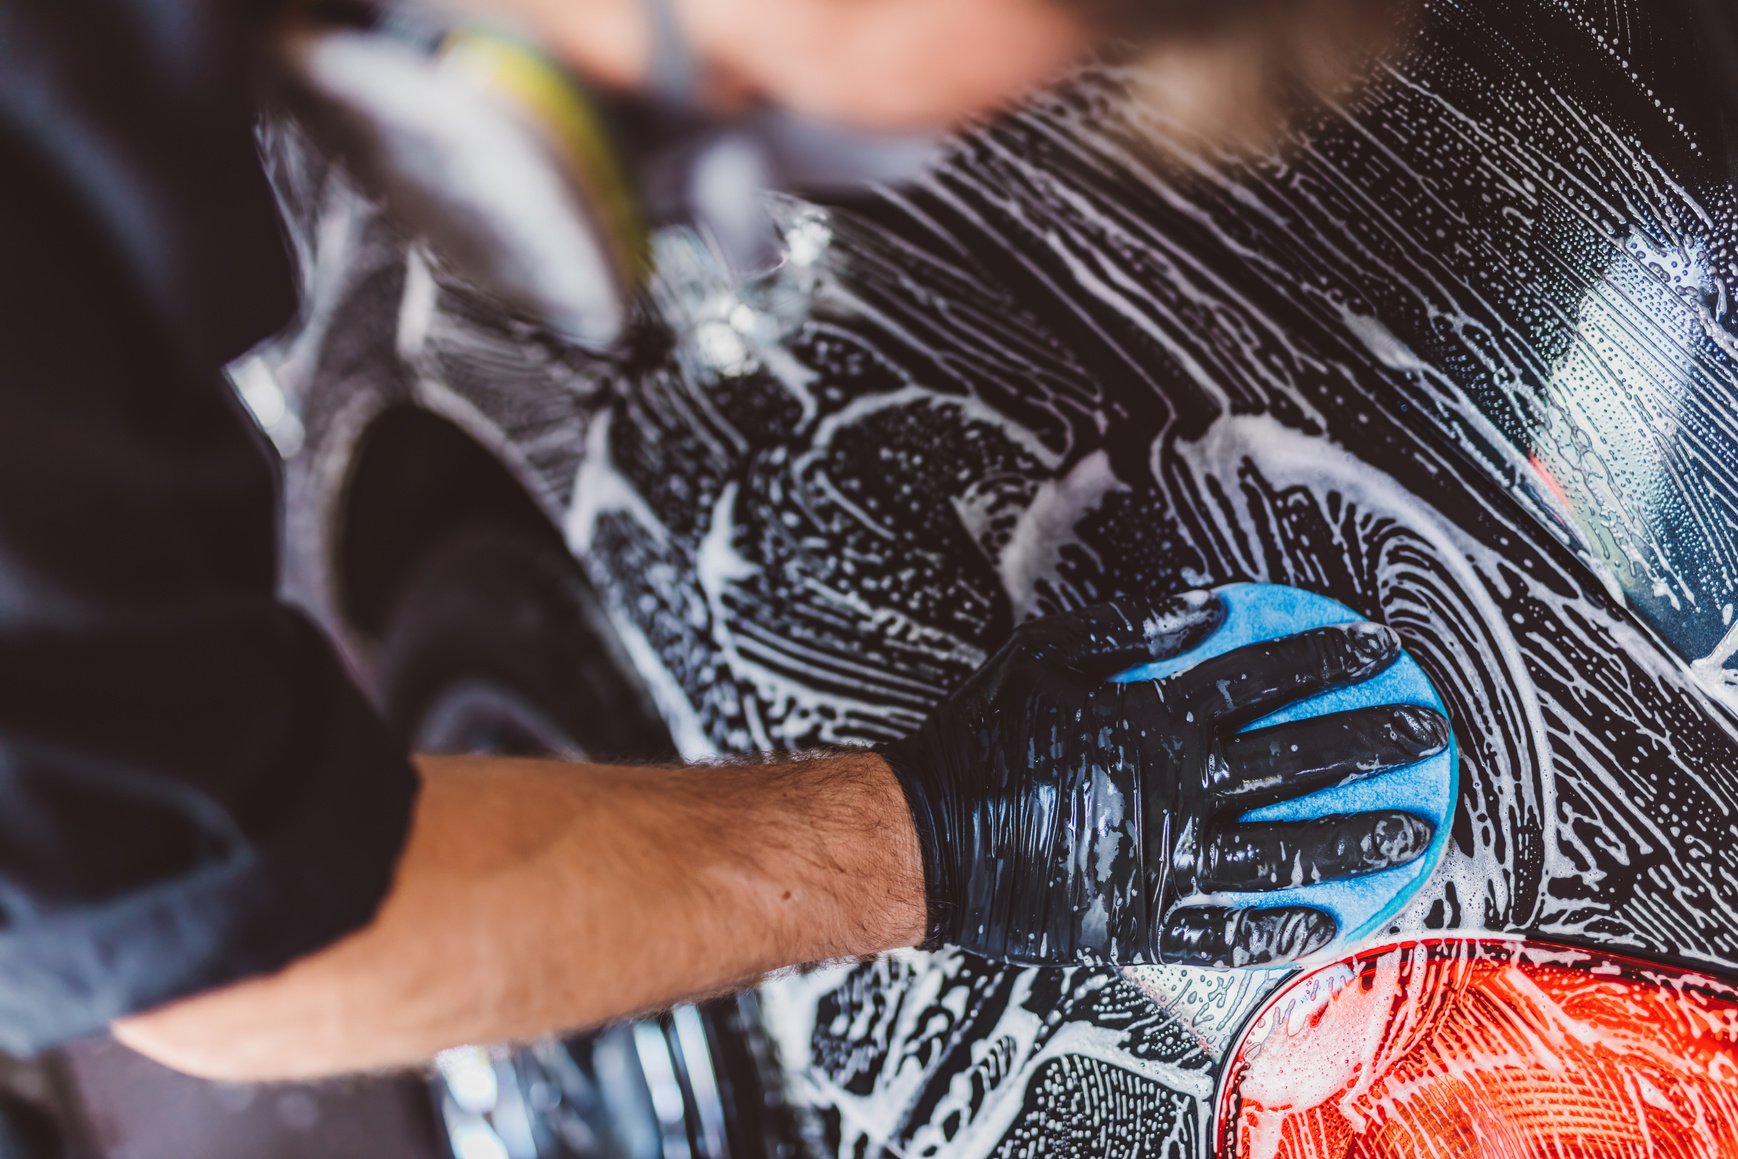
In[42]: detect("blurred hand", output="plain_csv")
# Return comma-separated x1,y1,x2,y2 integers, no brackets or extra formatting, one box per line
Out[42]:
444,0,1091,128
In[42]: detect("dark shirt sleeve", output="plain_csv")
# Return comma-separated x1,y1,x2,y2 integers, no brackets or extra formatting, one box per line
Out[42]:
0,0,419,1052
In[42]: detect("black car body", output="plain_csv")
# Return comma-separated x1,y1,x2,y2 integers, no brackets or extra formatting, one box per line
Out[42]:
256,0,1738,1154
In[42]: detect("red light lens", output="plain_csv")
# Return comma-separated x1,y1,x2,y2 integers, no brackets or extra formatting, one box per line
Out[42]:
1218,939,1738,1159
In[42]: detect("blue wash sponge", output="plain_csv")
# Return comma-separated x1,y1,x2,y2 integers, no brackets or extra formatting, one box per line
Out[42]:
1113,582,1458,950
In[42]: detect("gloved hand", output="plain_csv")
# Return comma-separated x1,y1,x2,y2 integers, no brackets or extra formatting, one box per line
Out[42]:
879,593,1450,967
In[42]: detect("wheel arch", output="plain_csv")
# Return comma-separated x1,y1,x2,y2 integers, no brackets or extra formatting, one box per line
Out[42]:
334,404,568,641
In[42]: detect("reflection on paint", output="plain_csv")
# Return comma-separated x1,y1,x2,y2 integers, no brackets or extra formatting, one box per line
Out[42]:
1533,230,1725,658
1220,940,1738,1159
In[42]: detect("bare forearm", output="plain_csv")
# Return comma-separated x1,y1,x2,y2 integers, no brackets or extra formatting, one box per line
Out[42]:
115,751,924,1082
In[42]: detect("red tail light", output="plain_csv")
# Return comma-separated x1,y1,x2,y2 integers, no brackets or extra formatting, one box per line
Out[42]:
1217,939,1738,1159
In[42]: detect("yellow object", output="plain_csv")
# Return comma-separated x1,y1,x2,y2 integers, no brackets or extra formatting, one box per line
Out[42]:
441,31,652,289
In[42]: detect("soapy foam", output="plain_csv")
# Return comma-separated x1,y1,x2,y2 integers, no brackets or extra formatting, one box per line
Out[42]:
266,0,1738,1152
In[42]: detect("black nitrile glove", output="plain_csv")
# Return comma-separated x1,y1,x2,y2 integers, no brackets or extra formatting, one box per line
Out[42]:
879,593,1450,967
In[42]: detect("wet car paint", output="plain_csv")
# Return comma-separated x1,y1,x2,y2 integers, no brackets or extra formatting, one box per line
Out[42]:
266,0,1738,1154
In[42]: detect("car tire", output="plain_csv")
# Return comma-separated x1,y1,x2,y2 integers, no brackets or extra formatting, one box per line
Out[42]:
373,523,672,763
